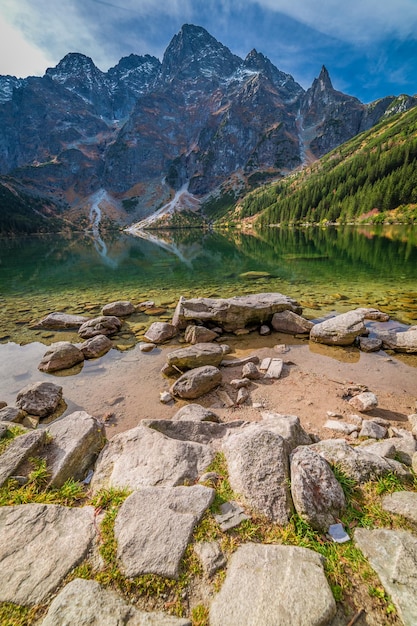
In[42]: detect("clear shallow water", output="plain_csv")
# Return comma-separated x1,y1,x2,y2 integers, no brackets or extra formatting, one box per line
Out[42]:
0,225,416,346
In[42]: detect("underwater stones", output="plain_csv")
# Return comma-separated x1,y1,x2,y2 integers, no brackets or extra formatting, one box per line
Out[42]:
31,312,89,330
78,316,122,339
101,300,135,316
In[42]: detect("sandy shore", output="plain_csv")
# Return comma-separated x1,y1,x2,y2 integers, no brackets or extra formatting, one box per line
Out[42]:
2,329,414,439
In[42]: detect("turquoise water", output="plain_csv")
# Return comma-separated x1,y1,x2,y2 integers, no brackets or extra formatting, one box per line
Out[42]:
0,225,416,345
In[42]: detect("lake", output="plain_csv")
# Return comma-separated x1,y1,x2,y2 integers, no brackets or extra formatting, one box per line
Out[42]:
1,225,416,347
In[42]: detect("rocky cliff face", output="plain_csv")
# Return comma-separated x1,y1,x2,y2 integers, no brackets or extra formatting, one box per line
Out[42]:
0,24,415,221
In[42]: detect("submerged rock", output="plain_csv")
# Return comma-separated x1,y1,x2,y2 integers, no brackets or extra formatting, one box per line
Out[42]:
78,316,122,339
101,300,135,316
31,312,89,330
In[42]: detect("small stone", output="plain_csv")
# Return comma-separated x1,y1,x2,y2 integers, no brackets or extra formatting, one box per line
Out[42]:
264,358,283,379
0,406,26,423
324,420,359,435
230,378,251,389
80,335,113,359
274,344,289,353
259,325,271,336
326,411,343,418
102,301,135,316
348,392,378,412
217,390,235,408
259,357,271,371
359,420,387,439
139,342,156,352
236,387,249,405
214,501,249,531
144,322,177,344
241,361,260,380
184,325,218,344
160,391,173,404
252,402,264,409
359,337,383,352
194,541,226,577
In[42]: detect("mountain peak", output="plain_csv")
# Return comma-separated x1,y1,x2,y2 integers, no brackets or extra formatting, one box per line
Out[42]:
160,23,241,82
318,65,333,89
45,53,103,80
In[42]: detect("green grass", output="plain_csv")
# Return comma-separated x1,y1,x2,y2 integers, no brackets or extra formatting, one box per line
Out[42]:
0,425,26,455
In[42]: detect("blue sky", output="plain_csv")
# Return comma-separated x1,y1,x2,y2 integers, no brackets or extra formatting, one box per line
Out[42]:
1,0,417,103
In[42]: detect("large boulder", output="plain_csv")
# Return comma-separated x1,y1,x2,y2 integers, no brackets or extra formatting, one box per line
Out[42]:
290,446,346,531
172,293,302,332
223,424,293,524
115,486,214,578
101,300,135,316
38,341,84,373
0,430,47,487
16,381,63,417
91,424,214,493
166,343,225,370
310,439,411,482
31,312,89,330
355,529,417,626
45,411,105,488
78,316,122,339
271,310,313,334
41,578,191,626
0,504,96,605
144,321,177,344
310,310,366,346
378,329,417,353
210,544,336,626
80,334,113,359
170,366,222,399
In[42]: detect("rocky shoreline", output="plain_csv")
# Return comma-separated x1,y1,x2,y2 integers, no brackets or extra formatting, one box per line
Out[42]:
0,292,417,625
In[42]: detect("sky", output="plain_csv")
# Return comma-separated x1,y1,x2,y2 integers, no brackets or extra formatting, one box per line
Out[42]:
1,0,417,103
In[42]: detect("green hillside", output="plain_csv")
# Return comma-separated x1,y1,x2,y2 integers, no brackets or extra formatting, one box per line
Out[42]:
0,179,64,235
225,105,417,227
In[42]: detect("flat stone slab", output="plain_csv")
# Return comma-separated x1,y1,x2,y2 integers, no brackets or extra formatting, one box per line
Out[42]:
167,343,225,370
214,501,249,531
45,411,105,488
172,293,302,332
115,485,214,578
0,504,96,605
210,543,336,626
355,529,417,626
263,358,283,379
0,429,47,487
142,419,229,445
91,424,214,493
382,491,417,524
41,577,191,626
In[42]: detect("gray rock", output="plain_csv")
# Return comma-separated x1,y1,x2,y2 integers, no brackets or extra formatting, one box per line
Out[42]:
172,293,302,332
171,404,220,423
241,361,260,379
194,541,226,577
0,406,26,423
45,411,105,488
359,337,382,352
382,491,417,524
31,312,89,330
271,310,313,334
16,381,63,417
142,419,228,445
290,446,346,531
359,420,387,439
355,528,417,626
358,439,396,459
221,354,260,368
184,324,218,344
102,300,135,316
324,420,359,435
115,485,214,578
310,439,411,482
80,334,113,358
213,501,249,531
38,341,84,372
236,387,250,405
223,425,292,524
140,342,156,352
263,358,283,379
210,544,336,626
167,343,225,370
310,310,366,346
259,412,312,451
91,424,214,493
354,307,390,322
349,392,378,412
0,504,96,605
378,329,417,353
160,391,173,404
259,324,271,336
0,429,47,487
78,315,122,339
230,378,251,389
170,365,222,399
41,578,191,626
144,321,177,344
388,433,417,466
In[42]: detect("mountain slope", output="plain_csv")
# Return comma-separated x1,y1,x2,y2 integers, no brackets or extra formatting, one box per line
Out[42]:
229,106,417,226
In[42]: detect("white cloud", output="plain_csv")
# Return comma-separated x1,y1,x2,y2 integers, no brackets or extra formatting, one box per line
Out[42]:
254,0,417,45
0,14,54,76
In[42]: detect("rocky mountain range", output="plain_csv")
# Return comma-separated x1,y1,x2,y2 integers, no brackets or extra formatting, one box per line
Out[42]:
0,24,416,228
